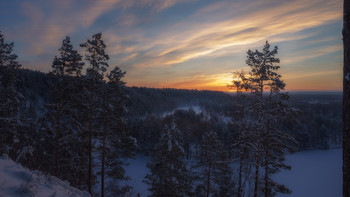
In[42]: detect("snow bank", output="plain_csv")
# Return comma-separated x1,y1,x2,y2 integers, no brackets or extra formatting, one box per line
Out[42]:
0,154,90,197
274,148,342,197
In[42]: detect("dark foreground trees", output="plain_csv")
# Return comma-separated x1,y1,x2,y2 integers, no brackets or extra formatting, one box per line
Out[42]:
0,31,134,196
0,31,23,158
41,33,134,196
80,32,110,193
47,36,84,181
101,66,136,196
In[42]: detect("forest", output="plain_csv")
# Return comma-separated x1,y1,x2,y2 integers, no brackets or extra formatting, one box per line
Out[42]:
0,32,342,197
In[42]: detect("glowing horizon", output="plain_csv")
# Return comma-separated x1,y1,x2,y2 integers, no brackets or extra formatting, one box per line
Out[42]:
0,0,342,92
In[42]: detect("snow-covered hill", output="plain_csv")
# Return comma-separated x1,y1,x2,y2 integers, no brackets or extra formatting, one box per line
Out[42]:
0,154,90,197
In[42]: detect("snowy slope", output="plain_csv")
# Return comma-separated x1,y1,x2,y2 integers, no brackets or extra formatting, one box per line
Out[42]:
0,154,90,197
274,148,342,197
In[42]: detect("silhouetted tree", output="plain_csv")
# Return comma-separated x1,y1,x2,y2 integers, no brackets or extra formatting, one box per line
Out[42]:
238,41,297,197
47,36,84,179
0,31,23,158
229,71,254,197
80,32,109,194
100,66,136,197
261,65,297,197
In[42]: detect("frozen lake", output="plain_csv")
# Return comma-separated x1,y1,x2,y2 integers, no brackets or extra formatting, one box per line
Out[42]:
275,148,342,197
125,148,342,197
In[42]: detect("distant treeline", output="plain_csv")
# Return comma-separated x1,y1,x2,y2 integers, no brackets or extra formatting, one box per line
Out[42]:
16,68,342,155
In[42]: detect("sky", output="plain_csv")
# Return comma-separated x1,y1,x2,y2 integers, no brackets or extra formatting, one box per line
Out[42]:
0,0,343,92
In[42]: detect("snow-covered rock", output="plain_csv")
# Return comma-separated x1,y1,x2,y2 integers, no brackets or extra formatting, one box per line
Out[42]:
0,154,90,197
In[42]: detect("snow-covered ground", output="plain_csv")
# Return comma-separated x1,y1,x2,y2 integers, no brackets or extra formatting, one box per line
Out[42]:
274,148,342,197
0,154,90,197
126,149,342,197
124,155,150,196
1,149,341,197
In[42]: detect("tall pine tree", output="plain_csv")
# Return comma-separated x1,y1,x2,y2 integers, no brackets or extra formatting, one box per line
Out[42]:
0,31,23,158
145,121,192,197
80,32,109,194
229,71,255,197
239,41,298,197
100,66,135,196
261,64,298,196
46,36,84,181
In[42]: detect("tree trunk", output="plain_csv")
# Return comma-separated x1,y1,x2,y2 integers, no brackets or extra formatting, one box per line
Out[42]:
254,151,260,197
264,142,269,197
238,154,243,197
254,84,264,197
79,145,84,189
88,82,93,194
237,92,243,197
101,110,107,197
343,1,350,196
55,99,61,177
207,161,211,197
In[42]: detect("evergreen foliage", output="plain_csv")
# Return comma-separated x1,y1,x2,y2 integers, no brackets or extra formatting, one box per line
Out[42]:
145,121,192,197
236,41,298,197
44,36,85,184
100,66,136,196
0,31,24,158
192,130,234,197
80,32,110,193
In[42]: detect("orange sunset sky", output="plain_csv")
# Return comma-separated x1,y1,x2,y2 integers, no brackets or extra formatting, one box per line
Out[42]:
0,0,343,92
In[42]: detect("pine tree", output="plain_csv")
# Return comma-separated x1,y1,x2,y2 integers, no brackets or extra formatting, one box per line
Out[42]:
229,71,255,197
72,75,91,190
46,36,84,181
80,32,109,194
239,41,298,197
261,69,298,196
0,31,24,158
144,121,192,197
99,66,136,197
193,130,234,197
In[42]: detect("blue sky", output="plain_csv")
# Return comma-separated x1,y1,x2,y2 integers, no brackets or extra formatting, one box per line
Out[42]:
0,0,343,91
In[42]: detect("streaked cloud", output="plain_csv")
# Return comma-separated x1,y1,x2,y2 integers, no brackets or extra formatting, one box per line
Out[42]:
0,0,342,91
283,44,342,64
109,0,341,70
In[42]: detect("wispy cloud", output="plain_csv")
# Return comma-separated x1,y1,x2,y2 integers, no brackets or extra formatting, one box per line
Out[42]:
0,0,342,91
284,68,342,91
14,0,184,56
284,69,341,80
283,44,342,64
118,0,190,13
113,0,341,69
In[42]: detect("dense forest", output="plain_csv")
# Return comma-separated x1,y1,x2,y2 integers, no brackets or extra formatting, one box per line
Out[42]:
0,32,342,196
